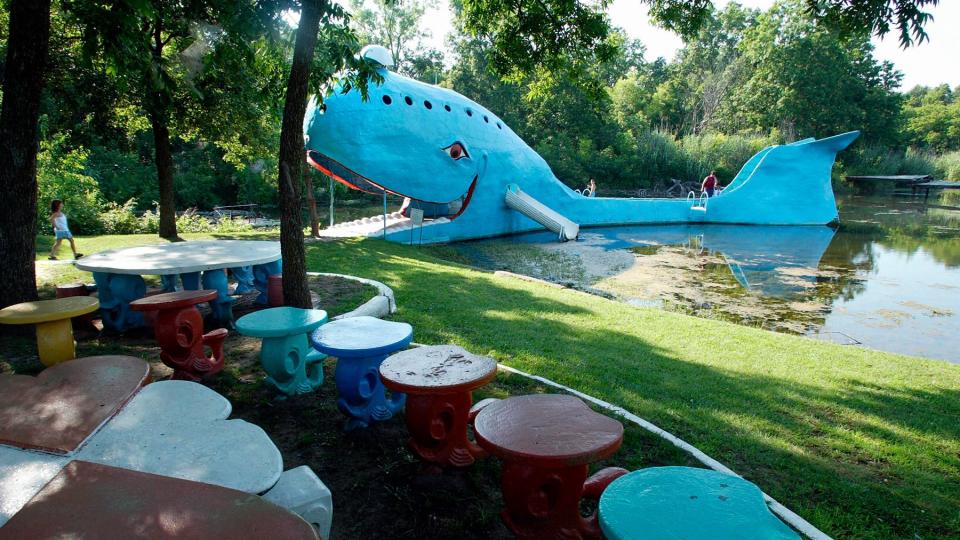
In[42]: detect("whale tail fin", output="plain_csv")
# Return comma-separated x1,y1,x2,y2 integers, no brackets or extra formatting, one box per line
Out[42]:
708,131,859,225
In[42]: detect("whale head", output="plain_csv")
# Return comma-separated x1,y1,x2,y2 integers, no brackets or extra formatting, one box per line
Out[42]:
304,54,528,215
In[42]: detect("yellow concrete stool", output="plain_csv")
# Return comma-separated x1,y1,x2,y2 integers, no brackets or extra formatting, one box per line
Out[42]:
0,296,100,366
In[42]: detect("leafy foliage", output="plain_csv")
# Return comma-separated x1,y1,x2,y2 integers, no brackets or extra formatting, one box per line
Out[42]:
647,0,940,48
36,136,105,235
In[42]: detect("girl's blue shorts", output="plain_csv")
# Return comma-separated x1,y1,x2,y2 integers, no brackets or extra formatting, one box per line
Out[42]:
55,230,73,240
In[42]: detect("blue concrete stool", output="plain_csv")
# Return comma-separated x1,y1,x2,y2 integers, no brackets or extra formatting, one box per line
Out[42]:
236,307,329,396
310,316,413,430
599,467,799,540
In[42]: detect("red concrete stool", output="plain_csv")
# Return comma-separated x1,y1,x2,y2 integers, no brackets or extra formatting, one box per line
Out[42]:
474,394,628,540
380,345,497,468
56,283,96,328
2,460,318,539
55,283,88,298
268,274,284,306
130,290,227,381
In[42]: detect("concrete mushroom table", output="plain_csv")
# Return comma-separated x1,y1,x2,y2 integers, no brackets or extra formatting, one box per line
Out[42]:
1,460,319,540
380,345,497,468
131,290,228,381
75,240,281,332
0,296,99,366
0,356,334,539
473,394,628,539
310,316,413,430
236,307,329,396
598,467,800,540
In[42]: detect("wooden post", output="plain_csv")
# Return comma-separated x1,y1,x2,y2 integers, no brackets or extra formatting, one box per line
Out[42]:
329,176,335,228
303,164,320,237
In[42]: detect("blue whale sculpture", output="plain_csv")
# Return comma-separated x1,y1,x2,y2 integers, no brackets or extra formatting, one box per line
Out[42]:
304,49,859,244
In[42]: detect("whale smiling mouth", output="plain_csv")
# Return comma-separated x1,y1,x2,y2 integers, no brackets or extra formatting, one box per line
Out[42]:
306,150,477,220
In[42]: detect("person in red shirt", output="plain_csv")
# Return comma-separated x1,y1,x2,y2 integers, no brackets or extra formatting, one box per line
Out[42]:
701,171,719,197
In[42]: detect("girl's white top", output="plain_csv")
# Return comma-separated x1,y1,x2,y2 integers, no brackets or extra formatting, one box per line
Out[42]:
53,214,69,231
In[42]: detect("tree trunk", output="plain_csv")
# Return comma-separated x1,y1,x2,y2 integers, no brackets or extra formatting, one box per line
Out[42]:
304,164,320,237
149,19,178,240
150,110,178,239
277,0,322,308
0,0,51,309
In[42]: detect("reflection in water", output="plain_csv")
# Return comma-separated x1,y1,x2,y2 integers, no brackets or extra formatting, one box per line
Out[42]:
433,195,960,364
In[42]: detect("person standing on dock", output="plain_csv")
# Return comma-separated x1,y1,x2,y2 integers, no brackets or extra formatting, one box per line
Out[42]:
702,171,719,197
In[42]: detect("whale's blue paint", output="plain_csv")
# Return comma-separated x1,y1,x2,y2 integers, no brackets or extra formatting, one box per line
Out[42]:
304,67,859,244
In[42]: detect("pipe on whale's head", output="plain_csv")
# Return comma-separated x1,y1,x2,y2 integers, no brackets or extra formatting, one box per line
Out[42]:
303,46,510,214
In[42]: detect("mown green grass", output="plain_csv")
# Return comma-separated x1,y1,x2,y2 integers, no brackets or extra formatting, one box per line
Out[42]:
25,233,960,539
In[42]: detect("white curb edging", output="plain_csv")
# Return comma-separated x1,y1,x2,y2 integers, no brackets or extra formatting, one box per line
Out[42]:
494,362,833,540
306,272,396,320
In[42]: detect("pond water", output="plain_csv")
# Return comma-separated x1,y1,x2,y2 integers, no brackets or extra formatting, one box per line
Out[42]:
433,194,960,364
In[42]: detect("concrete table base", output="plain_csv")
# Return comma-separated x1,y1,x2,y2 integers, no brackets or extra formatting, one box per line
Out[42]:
232,265,256,293
264,465,334,540
254,260,283,305
92,272,146,333
201,269,237,329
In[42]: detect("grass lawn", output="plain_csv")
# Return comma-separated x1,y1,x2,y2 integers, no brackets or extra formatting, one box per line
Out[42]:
10,232,960,539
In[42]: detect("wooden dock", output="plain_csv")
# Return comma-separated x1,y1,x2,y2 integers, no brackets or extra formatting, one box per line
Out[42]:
845,175,958,202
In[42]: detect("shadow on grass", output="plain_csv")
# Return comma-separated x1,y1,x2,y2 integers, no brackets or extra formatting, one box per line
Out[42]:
305,238,960,539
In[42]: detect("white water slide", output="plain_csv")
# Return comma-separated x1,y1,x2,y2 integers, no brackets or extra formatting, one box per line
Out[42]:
505,184,580,242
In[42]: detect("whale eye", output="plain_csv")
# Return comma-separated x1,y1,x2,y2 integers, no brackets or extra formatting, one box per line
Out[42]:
442,142,469,161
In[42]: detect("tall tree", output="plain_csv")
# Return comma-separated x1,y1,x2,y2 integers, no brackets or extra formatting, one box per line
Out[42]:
277,0,322,307
350,0,438,77
0,0,51,308
645,0,939,46
275,0,375,307
67,0,264,239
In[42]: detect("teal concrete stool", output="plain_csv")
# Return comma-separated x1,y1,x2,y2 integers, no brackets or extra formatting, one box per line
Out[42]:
599,467,799,540
236,307,328,396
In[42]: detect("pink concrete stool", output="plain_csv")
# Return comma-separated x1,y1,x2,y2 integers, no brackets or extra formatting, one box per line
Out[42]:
268,274,284,306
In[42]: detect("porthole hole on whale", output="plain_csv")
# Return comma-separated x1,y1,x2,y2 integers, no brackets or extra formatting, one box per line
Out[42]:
466,108,473,117
424,100,432,109
444,104,451,112
382,95,392,105
404,96,413,105
496,122,502,129
483,115,489,123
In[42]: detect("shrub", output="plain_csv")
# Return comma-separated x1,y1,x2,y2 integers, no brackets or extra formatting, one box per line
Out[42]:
37,137,105,235
213,217,255,233
175,209,214,233
934,151,960,180
99,199,144,234
680,132,774,182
